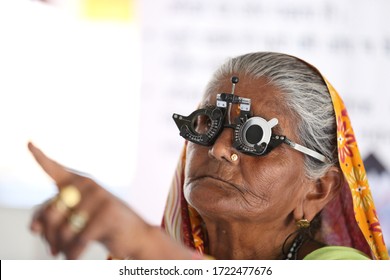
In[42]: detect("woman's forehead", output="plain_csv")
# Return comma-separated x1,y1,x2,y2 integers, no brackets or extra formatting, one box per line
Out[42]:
202,76,287,117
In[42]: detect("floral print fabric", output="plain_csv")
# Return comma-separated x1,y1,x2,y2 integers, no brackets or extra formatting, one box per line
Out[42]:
323,78,388,259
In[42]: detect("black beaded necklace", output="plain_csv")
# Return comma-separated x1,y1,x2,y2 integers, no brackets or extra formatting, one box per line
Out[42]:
284,234,305,260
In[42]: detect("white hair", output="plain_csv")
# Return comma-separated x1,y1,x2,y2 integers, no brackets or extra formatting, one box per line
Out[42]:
206,52,338,179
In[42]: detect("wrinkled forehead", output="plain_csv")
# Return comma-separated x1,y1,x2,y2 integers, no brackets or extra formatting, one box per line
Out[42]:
202,76,290,121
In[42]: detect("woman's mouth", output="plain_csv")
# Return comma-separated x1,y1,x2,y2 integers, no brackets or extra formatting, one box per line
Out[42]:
190,175,244,194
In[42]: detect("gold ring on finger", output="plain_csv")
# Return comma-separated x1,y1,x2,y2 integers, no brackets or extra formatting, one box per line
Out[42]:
58,185,81,210
68,211,89,233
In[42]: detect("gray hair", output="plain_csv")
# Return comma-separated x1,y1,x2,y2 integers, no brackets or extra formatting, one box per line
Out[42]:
206,52,338,179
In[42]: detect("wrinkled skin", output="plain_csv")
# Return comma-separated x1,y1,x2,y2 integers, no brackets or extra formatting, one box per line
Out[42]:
184,76,319,259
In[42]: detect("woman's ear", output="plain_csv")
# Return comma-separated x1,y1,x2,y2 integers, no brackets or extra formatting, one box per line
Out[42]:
294,166,344,222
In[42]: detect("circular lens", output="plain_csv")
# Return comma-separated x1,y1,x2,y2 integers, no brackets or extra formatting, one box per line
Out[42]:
245,124,263,144
193,113,212,134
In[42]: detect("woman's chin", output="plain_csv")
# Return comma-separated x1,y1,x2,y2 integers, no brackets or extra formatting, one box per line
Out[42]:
184,181,240,217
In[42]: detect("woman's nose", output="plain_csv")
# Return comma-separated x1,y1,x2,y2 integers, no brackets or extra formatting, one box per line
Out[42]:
208,128,239,164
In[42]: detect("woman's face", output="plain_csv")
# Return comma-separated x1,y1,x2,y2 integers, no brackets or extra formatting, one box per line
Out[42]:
184,76,312,224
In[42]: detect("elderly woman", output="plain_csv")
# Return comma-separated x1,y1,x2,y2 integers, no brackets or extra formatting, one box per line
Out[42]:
29,52,388,260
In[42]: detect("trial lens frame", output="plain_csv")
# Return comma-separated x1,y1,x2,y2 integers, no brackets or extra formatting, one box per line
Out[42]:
172,77,328,163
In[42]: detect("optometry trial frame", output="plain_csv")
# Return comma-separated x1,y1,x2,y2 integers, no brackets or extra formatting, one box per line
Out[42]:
172,77,328,163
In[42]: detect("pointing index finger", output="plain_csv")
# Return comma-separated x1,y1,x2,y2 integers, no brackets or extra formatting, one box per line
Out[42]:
28,142,74,187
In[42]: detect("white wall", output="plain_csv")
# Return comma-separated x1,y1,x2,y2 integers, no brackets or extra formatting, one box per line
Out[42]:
0,207,107,259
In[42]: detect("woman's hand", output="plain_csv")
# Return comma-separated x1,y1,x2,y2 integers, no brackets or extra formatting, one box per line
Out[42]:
28,142,197,260
28,142,153,259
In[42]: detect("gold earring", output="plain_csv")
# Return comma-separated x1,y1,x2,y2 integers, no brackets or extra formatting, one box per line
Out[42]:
296,219,310,229
230,153,238,162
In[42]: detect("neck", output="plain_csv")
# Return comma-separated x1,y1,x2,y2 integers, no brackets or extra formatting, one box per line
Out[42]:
203,218,294,260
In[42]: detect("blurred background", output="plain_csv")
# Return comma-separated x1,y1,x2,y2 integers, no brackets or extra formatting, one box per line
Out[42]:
0,0,389,259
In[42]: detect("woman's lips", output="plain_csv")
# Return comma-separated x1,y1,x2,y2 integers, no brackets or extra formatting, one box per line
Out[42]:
191,175,244,193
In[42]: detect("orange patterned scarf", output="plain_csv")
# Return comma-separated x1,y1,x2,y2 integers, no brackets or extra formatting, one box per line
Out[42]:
161,66,389,260
320,77,388,260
